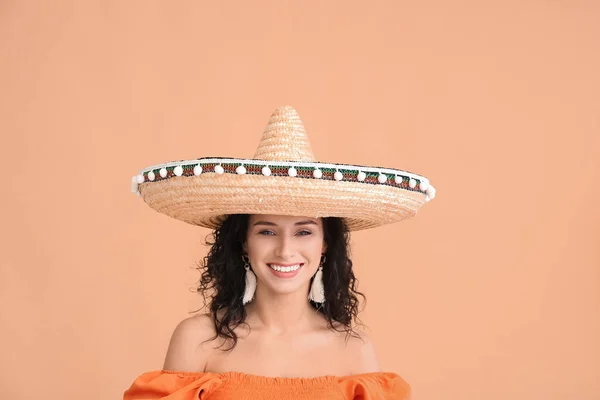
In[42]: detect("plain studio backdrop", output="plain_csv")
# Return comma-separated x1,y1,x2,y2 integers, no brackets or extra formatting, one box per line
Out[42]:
1,2,598,399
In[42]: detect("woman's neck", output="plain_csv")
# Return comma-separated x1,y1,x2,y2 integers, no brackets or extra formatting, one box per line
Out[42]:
247,288,319,335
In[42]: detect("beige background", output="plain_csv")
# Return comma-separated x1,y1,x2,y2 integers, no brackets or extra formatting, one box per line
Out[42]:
1,1,599,399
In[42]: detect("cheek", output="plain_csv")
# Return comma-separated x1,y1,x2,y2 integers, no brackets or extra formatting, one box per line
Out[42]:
303,236,326,258
245,235,269,260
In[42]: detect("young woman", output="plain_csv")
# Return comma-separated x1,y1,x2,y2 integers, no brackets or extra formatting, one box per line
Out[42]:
125,106,435,399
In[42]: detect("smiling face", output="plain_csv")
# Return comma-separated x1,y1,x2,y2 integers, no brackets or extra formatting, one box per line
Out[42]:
244,214,326,298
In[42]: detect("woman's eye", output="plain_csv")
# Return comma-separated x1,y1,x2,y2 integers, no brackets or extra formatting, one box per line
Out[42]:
258,230,275,236
296,230,312,236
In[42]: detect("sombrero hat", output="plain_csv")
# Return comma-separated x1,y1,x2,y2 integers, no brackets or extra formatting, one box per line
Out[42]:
131,106,436,231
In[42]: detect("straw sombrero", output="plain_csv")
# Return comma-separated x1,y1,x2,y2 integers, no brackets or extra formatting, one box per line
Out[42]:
131,106,436,231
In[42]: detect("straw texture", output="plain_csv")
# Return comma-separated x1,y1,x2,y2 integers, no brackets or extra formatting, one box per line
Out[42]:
135,106,433,231
252,106,316,161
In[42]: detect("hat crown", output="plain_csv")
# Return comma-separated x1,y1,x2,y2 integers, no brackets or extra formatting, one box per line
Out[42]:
253,106,316,162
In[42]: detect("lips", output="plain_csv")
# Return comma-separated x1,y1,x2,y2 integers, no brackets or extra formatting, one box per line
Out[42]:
267,263,303,278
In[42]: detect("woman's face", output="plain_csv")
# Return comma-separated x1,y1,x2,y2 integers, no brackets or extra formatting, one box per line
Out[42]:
244,214,326,297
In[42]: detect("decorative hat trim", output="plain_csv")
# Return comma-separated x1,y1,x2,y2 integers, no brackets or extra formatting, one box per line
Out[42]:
133,157,433,194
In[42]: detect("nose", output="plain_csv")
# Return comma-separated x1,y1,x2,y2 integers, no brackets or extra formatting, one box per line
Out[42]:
274,235,294,259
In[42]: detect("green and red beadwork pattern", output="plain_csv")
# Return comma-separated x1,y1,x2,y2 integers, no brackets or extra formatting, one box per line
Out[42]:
132,158,435,198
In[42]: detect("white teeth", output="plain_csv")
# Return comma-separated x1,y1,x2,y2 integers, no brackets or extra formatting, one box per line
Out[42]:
269,264,301,272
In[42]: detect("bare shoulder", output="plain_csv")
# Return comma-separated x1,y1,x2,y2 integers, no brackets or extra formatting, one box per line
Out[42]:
162,313,217,372
344,328,381,374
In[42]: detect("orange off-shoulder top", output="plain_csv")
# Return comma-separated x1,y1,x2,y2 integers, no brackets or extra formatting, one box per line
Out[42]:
123,370,411,399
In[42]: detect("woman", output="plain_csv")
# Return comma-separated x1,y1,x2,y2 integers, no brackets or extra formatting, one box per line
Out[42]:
125,106,436,399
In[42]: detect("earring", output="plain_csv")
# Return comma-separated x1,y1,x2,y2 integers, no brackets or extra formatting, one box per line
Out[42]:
309,255,326,303
242,255,257,304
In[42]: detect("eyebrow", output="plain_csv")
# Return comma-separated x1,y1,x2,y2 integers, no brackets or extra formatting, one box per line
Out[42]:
252,220,318,227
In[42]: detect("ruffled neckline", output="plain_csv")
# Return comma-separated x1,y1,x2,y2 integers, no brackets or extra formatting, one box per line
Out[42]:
159,369,401,384
124,369,412,399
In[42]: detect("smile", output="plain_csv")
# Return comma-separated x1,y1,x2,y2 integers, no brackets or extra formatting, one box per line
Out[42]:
268,263,303,272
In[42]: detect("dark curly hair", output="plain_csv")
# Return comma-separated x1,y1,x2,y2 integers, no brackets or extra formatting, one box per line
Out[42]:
194,214,365,350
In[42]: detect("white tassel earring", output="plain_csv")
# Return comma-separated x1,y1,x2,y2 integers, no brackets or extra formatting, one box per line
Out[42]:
309,255,326,303
242,255,257,304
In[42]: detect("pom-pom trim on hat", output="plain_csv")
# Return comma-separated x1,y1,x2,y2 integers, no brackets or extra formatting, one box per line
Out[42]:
132,157,434,197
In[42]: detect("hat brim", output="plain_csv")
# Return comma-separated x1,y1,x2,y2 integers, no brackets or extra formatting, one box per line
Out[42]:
137,159,430,231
